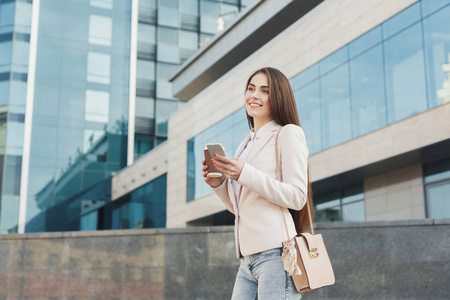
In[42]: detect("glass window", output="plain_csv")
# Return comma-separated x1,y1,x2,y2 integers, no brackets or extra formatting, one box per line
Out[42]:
90,0,113,9
156,99,178,119
423,5,450,108
179,30,198,50
89,15,112,46
349,26,382,59
156,81,174,99
85,90,109,123
294,79,322,154
320,46,348,75
157,44,180,64
0,195,19,234
382,2,421,39
181,0,199,14
0,41,12,66
384,23,427,124
160,0,178,9
421,0,450,17
321,64,352,149
426,182,450,218
136,59,155,81
350,44,387,137
200,15,217,35
83,129,106,153
138,23,156,44
87,52,111,84
135,97,155,118
157,62,178,80
0,3,15,31
0,81,9,106
14,2,32,33
158,26,178,45
135,133,154,156
12,40,29,70
292,64,319,91
158,8,179,28
80,210,98,230
201,0,220,15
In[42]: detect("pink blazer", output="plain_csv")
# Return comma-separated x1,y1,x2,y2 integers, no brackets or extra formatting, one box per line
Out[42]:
212,121,309,258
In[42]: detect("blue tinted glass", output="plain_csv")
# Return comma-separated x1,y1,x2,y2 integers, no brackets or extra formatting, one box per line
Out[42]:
382,2,421,39
0,3,15,28
426,181,450,218
342,200,365,222
158,8,179,28
0,81,9,106
181,0,199,14
321,64,352,148
421,0,450,17
350,44,387,137
0,195,19,234
295,79,322,154
384,23,427,123
349,26,382,59
423,5,450,108
80,210,98,231
157,44,180,63
292,64,319,90
0,41,12,66
319,46,348,75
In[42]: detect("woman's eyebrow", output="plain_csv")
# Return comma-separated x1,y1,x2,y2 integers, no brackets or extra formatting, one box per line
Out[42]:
248,83,269,88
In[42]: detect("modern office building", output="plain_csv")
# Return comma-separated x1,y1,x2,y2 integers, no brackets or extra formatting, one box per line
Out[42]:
0,0,250,234
113,0,450,228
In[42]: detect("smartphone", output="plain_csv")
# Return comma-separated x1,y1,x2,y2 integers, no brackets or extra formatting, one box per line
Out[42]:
206,143,227,157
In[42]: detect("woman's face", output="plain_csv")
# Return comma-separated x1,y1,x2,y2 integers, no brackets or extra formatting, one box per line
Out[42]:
245,73,272,124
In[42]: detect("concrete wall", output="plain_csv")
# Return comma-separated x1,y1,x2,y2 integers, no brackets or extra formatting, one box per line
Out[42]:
0,219,449,299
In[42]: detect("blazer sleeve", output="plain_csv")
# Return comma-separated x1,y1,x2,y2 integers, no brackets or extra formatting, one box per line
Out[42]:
236,124,308,210
211,177,235,214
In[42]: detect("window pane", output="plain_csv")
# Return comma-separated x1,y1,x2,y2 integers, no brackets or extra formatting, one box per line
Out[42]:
424,157,450,183
136,59,155,81
320,46,348,75
157,62,178,80
292,64,319,90
89,15,112,46
423,5,450,108
321,64,352,148
158,8,179,28
87,52,111,84
342,201,365,222
349,26,382,59
179,30,198,50
426,181,450,218
138,23,156,44
85,90,109,123
135,97,155,118
384,23,427,123
350,44,387,137
421,0,450,18
157,44,180,63
158,27,178,44
382,2,421,39
181,0,199,14
295,79,322,154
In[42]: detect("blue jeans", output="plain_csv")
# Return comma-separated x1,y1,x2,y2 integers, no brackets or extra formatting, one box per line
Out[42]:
231,248,302,300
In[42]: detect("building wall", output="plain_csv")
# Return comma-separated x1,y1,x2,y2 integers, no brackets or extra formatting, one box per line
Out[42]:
164,0,422,227
0,219,448,299
365,163,426,221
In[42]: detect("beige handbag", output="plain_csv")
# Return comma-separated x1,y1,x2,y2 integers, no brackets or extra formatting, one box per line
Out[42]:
275,129,335,293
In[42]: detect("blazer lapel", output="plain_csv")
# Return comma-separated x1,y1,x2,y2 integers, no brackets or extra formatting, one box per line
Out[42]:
234,134,251,158
246,122,281,164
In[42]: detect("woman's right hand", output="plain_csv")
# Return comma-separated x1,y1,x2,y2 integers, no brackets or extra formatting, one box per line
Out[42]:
202,160,226,188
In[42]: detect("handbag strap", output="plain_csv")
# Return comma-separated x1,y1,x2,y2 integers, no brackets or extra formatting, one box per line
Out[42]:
275,127,314,236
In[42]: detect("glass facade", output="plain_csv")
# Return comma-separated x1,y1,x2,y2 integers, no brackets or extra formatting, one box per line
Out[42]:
424,157,450,219
291,0,450,154
112,174,167,229
134,0,249,160
24,0,131,232
0,0,32,234
185,1,449,224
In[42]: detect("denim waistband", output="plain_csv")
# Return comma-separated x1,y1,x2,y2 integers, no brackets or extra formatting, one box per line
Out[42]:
241,247,283,261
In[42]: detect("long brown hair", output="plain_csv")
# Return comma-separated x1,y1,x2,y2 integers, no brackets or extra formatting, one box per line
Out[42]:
245,67,314,234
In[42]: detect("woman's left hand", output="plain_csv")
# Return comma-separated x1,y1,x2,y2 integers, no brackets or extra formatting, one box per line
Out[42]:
211,153,244,181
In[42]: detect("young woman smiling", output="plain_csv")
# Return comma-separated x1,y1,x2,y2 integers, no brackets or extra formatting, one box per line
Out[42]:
202,67,313,299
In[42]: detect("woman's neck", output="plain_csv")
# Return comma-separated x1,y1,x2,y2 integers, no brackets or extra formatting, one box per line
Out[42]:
253,118,273,133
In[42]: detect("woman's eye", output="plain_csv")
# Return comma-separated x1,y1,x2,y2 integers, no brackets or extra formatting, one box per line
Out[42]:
262,90,269,94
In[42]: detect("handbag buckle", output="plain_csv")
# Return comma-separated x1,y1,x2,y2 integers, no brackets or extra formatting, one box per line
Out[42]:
309,248,319,258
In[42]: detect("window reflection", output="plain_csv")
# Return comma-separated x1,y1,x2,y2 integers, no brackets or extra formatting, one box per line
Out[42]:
87,52,111,84
85,90,110,123
89,15,112,46
424,157,450,219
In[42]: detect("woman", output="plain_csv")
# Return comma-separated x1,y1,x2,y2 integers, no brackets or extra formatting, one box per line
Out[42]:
202,67,313,299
